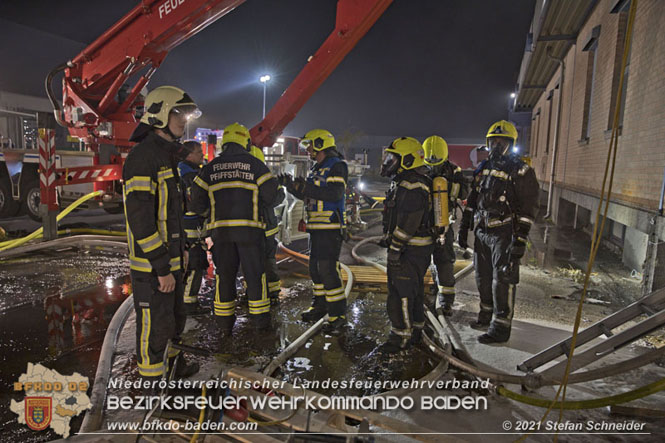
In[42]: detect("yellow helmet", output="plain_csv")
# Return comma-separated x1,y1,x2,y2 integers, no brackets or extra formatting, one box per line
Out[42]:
299,129,335,152
486,120,518,143
250,145,265,163
141,86,200,128
423,135,448,165
221,122,251,150
381,137,425,176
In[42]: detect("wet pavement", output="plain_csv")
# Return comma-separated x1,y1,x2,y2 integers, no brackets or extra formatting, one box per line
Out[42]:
0,247,129,442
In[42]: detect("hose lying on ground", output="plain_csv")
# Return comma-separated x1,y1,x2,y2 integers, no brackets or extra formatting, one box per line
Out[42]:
0,190,104,252
79,295,134,433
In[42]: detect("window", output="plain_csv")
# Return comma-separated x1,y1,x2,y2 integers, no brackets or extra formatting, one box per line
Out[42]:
609,1,632,128
581,25,601,141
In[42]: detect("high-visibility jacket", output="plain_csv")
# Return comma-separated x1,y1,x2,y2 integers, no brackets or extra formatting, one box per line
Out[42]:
122,131,185,276
178,160,207,242
190,143,279,243
383,167,434,250
304,154,348,231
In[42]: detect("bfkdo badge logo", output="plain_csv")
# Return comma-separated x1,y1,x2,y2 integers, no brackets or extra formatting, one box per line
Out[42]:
25,397,52,431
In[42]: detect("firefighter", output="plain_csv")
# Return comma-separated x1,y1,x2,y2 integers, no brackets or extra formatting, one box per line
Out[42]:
379,137,434,352
278,129,348,335
178,140,209,316
423,135,468,316
190,123,279,334
250,145,285,302
123,85,200,380
458,120,539,344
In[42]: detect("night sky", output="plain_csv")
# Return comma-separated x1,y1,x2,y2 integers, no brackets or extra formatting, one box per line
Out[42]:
0,0,535,141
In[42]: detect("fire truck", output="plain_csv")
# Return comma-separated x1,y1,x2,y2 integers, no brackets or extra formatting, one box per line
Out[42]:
31,0,391,240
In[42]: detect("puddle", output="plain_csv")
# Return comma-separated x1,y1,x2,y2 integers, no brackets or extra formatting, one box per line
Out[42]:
0,248,129,442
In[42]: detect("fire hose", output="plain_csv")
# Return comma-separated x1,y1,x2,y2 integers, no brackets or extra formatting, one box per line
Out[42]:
0,190,106,252
351,234,665,407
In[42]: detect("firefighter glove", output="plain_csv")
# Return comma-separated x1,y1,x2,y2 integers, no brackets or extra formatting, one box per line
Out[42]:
498,261,519,285
377,234,391,249
277,173,293,188
510,236,527,260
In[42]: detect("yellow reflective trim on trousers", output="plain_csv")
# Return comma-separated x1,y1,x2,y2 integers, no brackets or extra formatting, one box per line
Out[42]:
257,172,274,185
137,231,164,253
184,272,196,303
249,305,270,315
326,292,346,303
268,281,281,290
439,286,455,294
401,297,411,329
194,175,209,190
207,219,266,230
407,236,433,246
138,308,164,376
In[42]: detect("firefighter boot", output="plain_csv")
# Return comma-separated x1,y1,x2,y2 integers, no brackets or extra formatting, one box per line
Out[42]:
322,316,346,336
168,355,200,379
251,313,271,331
216,315,236,337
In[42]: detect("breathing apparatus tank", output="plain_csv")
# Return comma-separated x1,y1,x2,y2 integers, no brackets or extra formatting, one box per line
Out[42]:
432,176,449,239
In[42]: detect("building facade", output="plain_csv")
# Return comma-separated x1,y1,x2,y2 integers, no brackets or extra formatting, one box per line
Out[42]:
514,0,665,293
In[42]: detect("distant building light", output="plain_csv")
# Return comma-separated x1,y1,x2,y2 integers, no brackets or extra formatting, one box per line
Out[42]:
277,137,285,143
510,92,516,98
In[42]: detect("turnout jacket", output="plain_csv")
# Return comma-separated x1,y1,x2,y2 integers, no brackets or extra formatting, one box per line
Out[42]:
383,167,434,251
190,143,279,243
122,131,185,276
178,160,207,243
461,154,539,244
300,153,348,231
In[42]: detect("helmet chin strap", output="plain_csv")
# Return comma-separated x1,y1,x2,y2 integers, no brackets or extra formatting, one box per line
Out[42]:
163,125,180,142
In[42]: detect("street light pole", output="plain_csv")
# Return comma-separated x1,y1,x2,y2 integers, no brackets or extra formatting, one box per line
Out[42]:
259,74,271,119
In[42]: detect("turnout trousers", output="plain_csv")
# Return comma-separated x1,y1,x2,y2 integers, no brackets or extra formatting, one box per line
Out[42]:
183,243,208,305
211,241,269,330
264,234,281,297
432,227,456,306
387,244,434,348
132,270,185,379
473,224,517,341
308,230,346,319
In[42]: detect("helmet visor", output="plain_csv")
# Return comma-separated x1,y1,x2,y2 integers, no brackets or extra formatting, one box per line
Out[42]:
299,138,313,151
380,152,400,177
172,105,202,120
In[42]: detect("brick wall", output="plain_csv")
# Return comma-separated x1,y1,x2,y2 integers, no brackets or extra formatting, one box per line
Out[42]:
530,0,665,211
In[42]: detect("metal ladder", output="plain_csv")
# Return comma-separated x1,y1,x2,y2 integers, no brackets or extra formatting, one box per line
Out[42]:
518,287,665,379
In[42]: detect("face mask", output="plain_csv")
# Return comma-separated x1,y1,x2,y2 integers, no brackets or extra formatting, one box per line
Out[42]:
380,152,400,177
